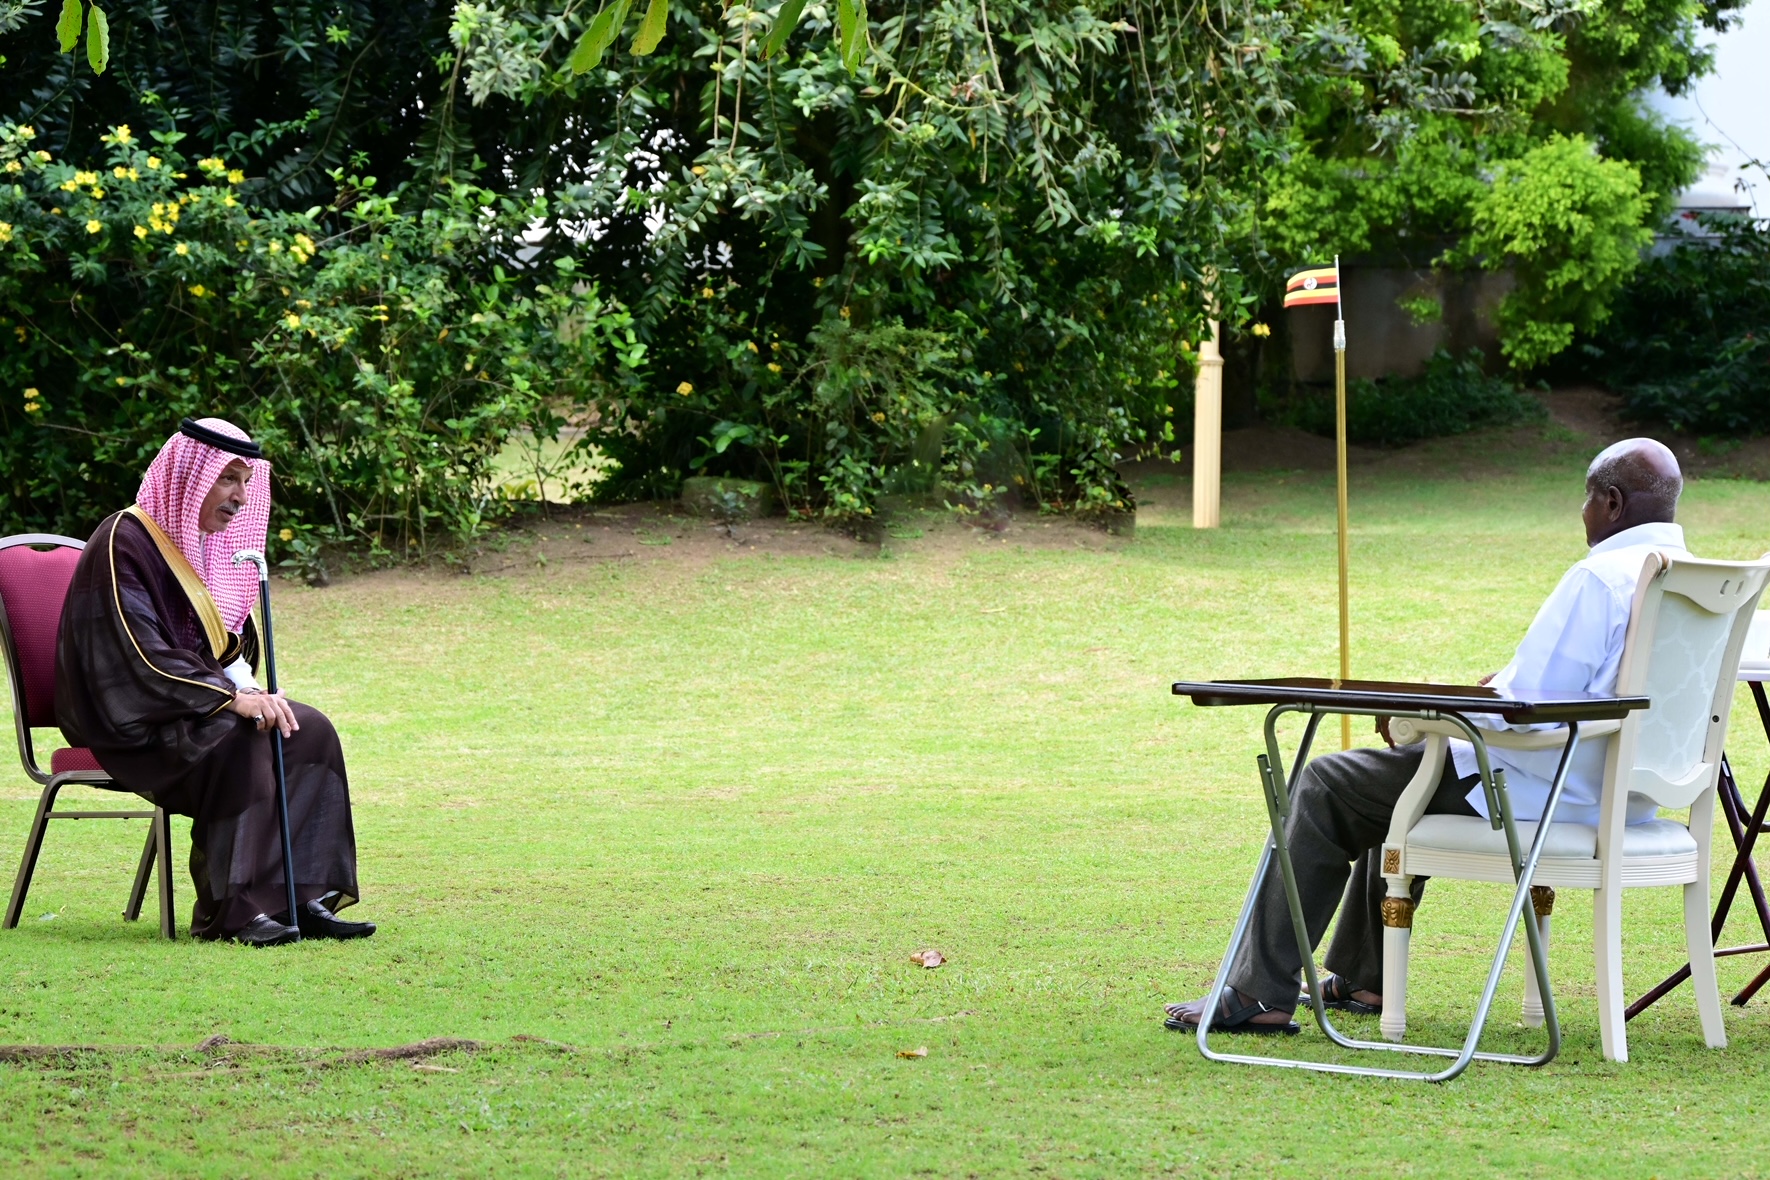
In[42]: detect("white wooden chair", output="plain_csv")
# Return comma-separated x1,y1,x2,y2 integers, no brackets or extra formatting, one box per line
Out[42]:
1378,551,1770,1062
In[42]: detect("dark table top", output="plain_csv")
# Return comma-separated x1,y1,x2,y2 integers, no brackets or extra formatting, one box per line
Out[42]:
1171,677,1651,724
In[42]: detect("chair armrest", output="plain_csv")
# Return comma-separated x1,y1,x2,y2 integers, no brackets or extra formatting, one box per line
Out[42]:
1387,716,1620,749
1384,734,1449,849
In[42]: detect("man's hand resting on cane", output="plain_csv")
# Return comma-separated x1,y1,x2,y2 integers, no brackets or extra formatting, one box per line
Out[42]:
228,690,299,738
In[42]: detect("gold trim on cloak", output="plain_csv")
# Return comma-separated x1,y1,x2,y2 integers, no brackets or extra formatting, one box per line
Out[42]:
121,506,229,661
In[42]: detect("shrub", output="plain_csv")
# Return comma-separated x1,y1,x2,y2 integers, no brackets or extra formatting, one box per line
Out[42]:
1275,349,1546,447
0,121,640,558
1578,212,1770,435
1458,135,1653,370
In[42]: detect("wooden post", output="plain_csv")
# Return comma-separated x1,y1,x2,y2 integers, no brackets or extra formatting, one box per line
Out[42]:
1192,319,1223,529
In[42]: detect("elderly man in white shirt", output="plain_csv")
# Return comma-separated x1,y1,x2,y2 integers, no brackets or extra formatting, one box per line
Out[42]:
1165,438,1688,1035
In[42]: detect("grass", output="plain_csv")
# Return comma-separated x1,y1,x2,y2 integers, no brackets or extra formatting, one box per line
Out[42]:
5,434,1770,1177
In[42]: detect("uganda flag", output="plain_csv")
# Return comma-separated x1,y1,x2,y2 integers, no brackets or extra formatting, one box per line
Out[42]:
1283,265,1339,309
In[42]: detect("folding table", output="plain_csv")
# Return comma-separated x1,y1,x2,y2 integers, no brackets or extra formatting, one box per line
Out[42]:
1172,677,1649,1083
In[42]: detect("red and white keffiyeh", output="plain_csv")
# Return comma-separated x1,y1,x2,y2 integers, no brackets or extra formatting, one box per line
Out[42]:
135,418,271,632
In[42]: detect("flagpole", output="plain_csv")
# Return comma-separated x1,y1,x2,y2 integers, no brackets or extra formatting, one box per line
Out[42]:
1333,254,1351,750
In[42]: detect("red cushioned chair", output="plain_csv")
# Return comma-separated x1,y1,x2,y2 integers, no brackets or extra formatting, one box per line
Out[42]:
0,534,175,938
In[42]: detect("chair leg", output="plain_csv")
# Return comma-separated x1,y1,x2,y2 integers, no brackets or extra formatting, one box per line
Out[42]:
124,822,156,921
1380,874,1414,1043
1522,887,1554,1029
4,781,63,930
1595,885,1628,1062
153,807,176,941
1686,878,1728,1048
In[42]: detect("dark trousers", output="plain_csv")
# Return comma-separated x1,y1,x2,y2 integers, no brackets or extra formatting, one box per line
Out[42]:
1227,742,1479,1009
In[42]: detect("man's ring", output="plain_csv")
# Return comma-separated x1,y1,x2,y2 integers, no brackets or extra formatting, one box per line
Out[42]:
254,715,263,724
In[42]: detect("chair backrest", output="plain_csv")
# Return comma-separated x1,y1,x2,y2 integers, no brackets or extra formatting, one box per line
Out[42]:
1735,611,1770,681
1611,552,1770,811
0,534,86,781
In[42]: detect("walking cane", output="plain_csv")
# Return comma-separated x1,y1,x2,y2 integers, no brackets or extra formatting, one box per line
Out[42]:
232,550,300,936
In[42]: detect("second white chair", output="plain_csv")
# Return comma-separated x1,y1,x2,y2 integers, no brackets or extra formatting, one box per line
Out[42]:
1378,551,1770,1062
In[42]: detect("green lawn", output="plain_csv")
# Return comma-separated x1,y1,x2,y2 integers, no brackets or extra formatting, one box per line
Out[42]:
6,431,1770,1177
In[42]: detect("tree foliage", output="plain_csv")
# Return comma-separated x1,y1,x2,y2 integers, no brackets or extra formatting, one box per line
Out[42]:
0,122,639,551
1580,211,1770,434
0,0,1746,541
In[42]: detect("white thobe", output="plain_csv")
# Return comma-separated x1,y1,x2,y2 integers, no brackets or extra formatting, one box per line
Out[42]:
1449,521,1689,827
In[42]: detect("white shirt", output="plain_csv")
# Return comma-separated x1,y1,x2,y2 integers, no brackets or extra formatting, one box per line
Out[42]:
222,654,259,691
1449,521,1689,827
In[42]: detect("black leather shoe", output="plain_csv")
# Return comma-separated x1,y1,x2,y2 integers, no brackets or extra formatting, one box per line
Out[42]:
230,913,302,947
292,898,376,940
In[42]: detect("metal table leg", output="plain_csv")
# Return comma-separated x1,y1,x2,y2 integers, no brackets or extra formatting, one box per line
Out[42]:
1628,680,1770,1017
1195,704,1578,1082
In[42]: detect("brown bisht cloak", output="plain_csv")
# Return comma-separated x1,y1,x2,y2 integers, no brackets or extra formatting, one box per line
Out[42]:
55,510,360,939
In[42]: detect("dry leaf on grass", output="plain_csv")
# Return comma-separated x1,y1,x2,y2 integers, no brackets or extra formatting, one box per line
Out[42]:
910,949,946,968
411,1063,460,1073
897,1046,929,1059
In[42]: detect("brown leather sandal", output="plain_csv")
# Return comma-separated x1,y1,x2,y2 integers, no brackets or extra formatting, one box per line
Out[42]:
1163,991,1301,1035
1300,973,1381,1015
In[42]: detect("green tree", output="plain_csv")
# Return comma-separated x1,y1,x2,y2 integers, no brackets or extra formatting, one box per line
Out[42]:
0,0,1745,534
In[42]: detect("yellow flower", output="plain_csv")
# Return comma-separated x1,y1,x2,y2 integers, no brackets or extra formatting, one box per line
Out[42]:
223,195,237,207
0,223,11,243
227,169,244,184
112,165,128,178
3,161,19,174
22,402,39,414
746,341,758,353
839,305,851,319
85,219,103,234
267,240,281,254
812,277,825,288
113,125,133,144
700,287,714,299
174,243,189,256
74,171,97,185
1251,322,1271,338
49,207,60,216
23,387,39,400
133,225,147,239
188,283,209,297
16,126,34,140
691,165,707,176
871,411,885,423
146,156,162,169
90,187,105,199
278,528,294,542
676,381,694,396
285,313,302,329
33,151,50,163
768,363,783,374
59,180,78,192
